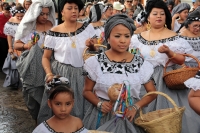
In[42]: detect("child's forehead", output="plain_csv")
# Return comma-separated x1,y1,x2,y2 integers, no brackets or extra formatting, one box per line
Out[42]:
53,92,74,99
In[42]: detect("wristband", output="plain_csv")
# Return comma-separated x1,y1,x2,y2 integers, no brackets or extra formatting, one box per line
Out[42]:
132,104,140,112
97,101,103,111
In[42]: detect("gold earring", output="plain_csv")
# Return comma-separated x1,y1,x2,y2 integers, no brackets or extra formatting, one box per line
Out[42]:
62,16,65,21
147,21,151,30
165,24,167,28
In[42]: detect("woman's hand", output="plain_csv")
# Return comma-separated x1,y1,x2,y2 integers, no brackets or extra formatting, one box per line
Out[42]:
8,48,13,54
125,107,137,122
101,101,113,114
158,44,170,54
85,38,97,49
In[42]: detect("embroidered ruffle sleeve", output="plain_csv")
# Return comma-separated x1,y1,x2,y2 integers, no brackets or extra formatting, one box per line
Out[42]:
3,22,18,37
184,70,200,91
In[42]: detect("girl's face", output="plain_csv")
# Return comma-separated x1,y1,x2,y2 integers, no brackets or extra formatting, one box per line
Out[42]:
37,7,49,24
105,7,113,18
48,92,74,120
108,24,131,53
15,13,24,21
62,3,79,21
24,1,31,10
188,21,200,35
179,9,189,21
148,8,166,29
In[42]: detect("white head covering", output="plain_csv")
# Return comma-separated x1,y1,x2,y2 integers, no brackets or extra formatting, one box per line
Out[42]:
15,0,56,40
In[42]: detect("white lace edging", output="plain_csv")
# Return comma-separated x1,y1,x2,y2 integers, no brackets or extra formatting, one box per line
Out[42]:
184,78,200,91
139,60,154,84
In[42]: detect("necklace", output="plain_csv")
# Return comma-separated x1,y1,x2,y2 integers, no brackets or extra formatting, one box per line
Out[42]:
64,22,78,48
148,29,164,57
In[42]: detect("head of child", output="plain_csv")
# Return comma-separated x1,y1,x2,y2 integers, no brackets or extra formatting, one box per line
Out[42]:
48,85,74,120
11,5,26,20
104,14,136,53
3,5,11,17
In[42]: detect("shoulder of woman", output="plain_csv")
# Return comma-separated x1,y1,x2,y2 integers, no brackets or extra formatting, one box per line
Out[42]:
8,17,15,23
165,29,177,37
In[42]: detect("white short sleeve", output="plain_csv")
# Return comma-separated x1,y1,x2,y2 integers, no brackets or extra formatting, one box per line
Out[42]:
44,34,55,50
138,60,154,84
84,56,99,81
184,70,200,91
86,24,96,38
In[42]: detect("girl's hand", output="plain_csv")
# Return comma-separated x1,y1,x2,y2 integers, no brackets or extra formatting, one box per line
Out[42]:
172,13,179,20
101,101,113,114
46,75,54,83
8,48,13,54
125,107,137,122
158,44,170,54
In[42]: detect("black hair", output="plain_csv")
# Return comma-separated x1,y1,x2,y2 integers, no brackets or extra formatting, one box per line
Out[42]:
49,85,74,100
58,0,84,24
3,5,11,11
145,0,172,29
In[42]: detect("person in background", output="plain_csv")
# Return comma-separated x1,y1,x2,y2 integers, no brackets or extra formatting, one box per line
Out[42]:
101,3,113,23
2,5,26,89
134,10,148,34
184,70,200,116
112,1,124,15
9,2,16,8
171,3,190,32
127,7,134,19
84,2,93,22
166,0,175,13
0,2,9,12
14,0,55,125
124,0,133,11
191,0,200,12
23,0,32,10
0,5,11,71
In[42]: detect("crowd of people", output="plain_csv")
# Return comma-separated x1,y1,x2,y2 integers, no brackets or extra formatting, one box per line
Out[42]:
0,0,200,132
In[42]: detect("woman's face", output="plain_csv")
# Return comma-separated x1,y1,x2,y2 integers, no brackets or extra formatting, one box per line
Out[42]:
148,8,166,29
108,24,131,53
125,0,133,7
24,1,31,10
62,3,79,22
85,5,92,16
113,9,121,15
188,21,200,35
179,9,189,21
105,7,113,18
37,7,49,24
79,8,85,16
128,11,134,19
15,13,24,21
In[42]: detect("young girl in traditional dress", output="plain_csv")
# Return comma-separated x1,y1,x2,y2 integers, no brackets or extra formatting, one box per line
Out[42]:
33,78,88,133
39,0,97,124
83,14,157,132
2,5,25,88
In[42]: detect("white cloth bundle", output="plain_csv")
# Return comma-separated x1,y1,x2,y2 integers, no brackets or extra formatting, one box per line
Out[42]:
15,0,56,40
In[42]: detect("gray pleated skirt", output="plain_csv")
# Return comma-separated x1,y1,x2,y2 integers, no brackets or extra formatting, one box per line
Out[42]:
37,60,90,124
83,97,145,133
142,65,200,133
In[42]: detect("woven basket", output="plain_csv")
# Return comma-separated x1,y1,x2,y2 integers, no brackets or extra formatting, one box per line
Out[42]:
135,91,185,133
88,130,112,133
163,54,200,90
83,44,107,61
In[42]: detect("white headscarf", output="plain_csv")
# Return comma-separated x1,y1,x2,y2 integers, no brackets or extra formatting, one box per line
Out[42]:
15,0,56,40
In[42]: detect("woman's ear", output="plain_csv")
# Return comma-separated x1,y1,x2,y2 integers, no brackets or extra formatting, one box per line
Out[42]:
48,99,52,109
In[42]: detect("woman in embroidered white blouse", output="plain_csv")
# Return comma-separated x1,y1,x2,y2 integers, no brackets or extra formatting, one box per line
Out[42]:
130,0,200,132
